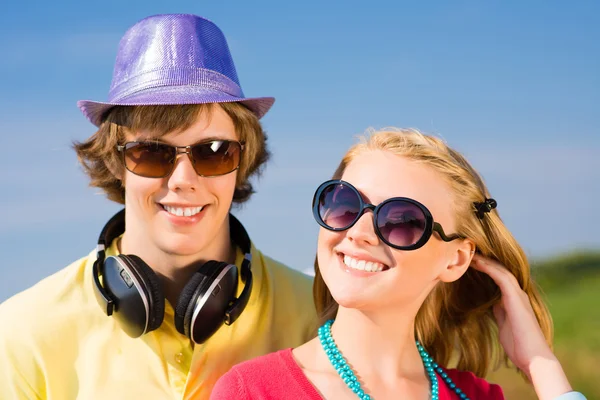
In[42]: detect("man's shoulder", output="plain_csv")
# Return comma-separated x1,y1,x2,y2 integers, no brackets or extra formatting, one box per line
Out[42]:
0,250,98,342
258,250,314,303
260,251,314,285
254,249,318,338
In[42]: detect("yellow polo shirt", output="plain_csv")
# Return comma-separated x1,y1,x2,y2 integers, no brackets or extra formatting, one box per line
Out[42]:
0,238,317,400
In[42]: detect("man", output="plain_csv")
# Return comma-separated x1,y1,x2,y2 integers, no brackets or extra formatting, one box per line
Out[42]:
0,14,317,399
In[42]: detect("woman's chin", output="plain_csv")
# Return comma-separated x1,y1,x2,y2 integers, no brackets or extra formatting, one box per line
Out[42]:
330,291,374,311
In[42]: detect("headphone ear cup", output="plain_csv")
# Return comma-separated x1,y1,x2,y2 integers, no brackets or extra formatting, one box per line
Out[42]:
174,271,206,336
119,254,165,332
175,260,238,344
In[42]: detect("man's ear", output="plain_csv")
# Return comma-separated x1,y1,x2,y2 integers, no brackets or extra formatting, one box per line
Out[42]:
438,239,476,283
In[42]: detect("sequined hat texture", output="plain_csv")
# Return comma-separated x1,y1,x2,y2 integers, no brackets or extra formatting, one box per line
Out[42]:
77,14,275,126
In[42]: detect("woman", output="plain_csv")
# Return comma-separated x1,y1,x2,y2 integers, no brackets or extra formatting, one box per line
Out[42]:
210,128,586,399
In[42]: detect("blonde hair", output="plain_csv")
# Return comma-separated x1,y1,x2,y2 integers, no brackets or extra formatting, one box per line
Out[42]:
313,128,553,377
72,103,269,204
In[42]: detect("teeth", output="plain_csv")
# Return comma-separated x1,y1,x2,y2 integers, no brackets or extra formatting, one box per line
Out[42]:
343,255,385,272
357,260,366,271
163,205,204,217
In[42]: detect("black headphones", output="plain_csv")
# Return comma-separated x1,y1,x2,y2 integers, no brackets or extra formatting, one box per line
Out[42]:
92,208,253,344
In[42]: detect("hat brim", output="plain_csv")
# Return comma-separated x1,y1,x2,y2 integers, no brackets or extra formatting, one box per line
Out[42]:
77,86,275,127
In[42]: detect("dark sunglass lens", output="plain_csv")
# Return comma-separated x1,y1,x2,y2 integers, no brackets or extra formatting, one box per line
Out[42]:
318,183,361,229
191,141,241,176
377,201,427,248
124,142,175,177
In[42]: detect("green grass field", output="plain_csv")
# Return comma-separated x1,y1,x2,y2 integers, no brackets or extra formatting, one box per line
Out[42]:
486,251,600,399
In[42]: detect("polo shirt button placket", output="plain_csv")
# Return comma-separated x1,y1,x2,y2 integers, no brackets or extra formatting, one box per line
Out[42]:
169,351,189,396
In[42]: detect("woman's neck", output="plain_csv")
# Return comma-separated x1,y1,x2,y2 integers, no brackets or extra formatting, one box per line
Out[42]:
328,307,426,386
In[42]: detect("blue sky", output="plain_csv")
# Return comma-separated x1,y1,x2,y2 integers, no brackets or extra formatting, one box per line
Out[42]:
1,1,598,302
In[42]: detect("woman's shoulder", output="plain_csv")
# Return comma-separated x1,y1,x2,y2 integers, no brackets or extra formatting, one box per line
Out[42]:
211,348,321,399
231,348,293,374
440,368,505,399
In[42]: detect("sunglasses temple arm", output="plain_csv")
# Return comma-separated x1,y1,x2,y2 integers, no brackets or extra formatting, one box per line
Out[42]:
433,223,462,242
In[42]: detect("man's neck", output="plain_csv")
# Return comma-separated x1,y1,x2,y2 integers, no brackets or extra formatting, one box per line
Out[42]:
118,229,236,308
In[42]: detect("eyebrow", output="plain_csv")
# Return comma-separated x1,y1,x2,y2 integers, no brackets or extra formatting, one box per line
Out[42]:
133,136,236,145
356,189,374,205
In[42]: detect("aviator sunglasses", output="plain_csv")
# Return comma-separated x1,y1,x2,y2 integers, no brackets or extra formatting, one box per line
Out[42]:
117,140,244,178
312,180,463,250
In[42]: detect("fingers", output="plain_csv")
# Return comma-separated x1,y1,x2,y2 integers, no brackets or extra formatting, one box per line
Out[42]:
470,255,539,321
470,255,522,294
493,303,506,327
474,257,539,330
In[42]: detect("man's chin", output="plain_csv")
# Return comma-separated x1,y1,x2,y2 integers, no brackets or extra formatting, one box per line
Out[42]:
159,242,207,258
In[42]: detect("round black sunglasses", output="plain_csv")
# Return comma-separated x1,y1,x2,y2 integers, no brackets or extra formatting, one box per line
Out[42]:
312,180,463,250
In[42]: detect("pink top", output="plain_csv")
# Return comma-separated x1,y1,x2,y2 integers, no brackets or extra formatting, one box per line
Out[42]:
210,348,505,399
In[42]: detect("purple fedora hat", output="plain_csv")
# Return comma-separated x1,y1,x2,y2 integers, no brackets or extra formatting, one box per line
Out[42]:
77,14,275,126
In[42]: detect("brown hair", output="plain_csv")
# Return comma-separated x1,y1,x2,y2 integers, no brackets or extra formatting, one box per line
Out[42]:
72,102,269,204
313,128,553,377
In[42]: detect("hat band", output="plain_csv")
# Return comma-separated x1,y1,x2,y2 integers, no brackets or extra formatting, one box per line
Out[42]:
108,67,244,102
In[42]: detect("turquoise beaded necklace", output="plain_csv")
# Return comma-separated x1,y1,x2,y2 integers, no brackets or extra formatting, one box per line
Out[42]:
318,319,470,400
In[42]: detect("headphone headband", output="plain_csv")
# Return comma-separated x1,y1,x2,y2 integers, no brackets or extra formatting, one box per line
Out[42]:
92,209,126,316
224,214,253,325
